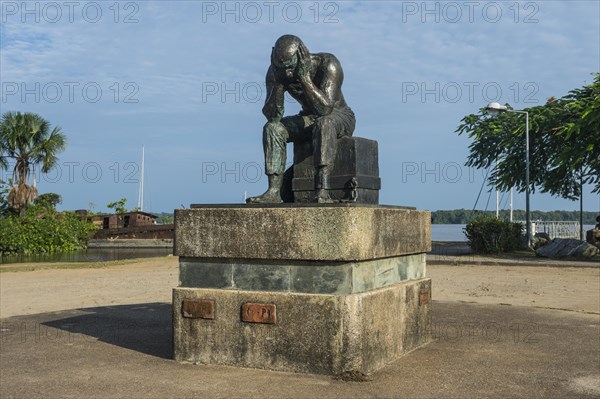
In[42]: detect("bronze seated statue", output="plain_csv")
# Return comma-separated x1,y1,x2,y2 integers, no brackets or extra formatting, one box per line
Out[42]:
247,34,380,204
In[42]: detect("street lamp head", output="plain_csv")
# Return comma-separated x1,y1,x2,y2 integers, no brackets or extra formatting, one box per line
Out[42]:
485,102,509,116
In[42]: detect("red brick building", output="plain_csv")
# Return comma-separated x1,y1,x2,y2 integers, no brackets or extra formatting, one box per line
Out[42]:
87,211,157,230
75,210,174,240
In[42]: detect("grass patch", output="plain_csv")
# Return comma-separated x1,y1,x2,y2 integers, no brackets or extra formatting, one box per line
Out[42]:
474,250,537,260
0,255,176,273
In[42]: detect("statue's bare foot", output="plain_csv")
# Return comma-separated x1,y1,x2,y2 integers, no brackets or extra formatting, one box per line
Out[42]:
246,188,282,204
310,189,335,204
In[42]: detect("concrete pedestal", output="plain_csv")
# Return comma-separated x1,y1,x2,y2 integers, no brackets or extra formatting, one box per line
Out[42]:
173,204,432,375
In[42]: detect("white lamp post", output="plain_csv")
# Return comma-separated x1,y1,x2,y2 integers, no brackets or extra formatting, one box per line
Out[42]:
485,102,531,248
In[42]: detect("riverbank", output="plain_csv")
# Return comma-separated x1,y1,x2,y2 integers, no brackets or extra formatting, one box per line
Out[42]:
87,238,173,248
431,223,596,241
430,241,599,267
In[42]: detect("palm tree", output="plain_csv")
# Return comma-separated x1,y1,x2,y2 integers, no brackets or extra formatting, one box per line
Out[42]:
0,111,67,214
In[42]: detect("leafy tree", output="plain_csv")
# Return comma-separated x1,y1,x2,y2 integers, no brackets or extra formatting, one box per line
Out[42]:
456,73,599,200
0,201,97,255
107,198,128,214
157,214,174,224
0,111,67,214
33,192,62,209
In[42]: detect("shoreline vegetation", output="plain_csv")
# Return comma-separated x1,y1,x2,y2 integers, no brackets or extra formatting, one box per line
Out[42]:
0,201,97,256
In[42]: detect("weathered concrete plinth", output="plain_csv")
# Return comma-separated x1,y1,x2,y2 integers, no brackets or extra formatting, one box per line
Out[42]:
173,204,432,375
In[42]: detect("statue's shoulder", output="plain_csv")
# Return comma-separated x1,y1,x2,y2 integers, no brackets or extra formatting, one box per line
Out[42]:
314,52,343,73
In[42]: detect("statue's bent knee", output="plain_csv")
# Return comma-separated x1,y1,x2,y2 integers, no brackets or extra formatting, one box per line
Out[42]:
263,121,287,140
314,115,336,130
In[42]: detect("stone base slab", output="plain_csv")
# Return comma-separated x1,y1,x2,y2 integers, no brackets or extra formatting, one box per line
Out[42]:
173,278,432,375
179,253,426,294
174,205,431,261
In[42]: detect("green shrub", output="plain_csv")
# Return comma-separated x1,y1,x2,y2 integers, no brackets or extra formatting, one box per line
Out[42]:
0,204,97,256
464,217,523,254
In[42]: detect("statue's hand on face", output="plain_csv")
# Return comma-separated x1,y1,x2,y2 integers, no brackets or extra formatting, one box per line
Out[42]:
296,46,311,84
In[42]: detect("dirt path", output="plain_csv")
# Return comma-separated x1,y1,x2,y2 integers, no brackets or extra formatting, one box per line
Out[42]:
0,257,179,318
1,257,599,318
427,264,600,314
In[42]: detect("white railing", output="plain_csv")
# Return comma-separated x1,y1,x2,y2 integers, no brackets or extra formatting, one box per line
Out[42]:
527,221,581,239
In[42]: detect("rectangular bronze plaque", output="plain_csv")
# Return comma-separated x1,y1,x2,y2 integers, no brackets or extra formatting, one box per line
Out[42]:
182,299,215,319
419,289,430,305
241,303,277,324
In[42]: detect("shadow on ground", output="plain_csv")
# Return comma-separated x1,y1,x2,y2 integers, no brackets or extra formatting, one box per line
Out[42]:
42,302,173,359
1,301,599,398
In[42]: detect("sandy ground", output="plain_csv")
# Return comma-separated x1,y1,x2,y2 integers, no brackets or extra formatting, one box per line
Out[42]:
429,263,600,314
1,256,599,318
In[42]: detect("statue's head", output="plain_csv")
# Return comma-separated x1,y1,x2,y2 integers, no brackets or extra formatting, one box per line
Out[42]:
271,35,309,79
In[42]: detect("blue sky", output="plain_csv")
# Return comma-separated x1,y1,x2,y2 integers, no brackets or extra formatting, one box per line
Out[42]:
1,0,599,213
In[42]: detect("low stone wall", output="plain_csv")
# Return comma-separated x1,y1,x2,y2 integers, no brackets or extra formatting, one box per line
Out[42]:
87,238,173,248
93,224,174,240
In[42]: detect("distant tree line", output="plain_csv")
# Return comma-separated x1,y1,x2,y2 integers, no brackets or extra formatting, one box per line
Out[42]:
154,212,174,224
431,209,598,224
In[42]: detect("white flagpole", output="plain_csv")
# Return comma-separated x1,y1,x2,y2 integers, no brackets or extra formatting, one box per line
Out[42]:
138,145,145,211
